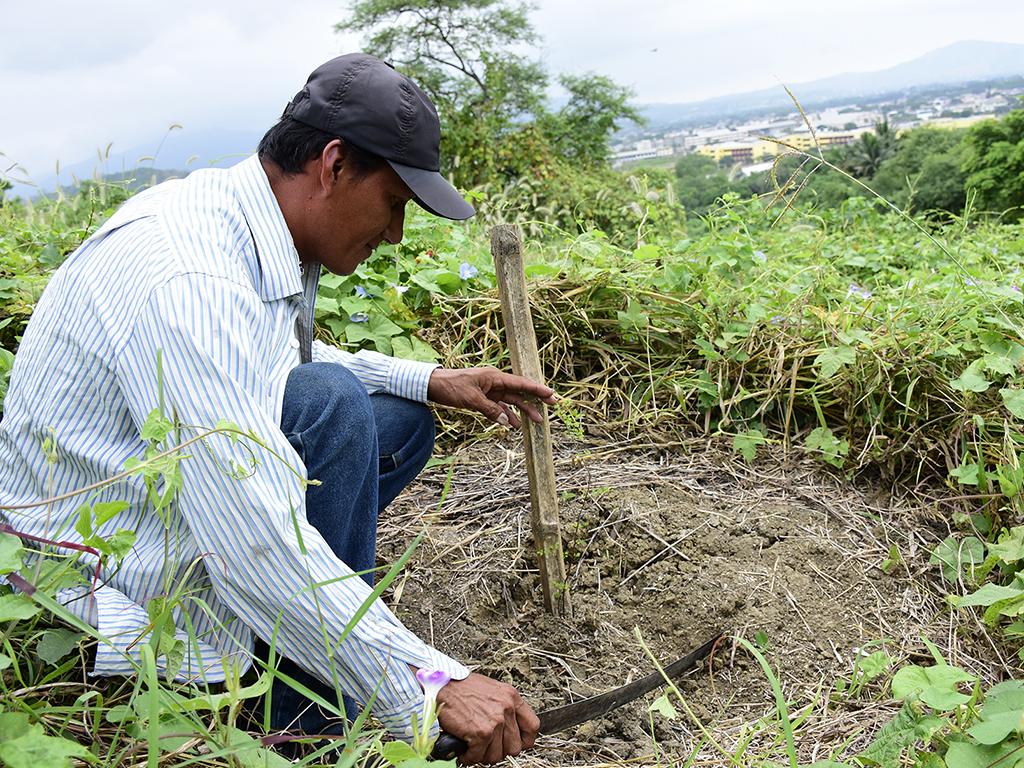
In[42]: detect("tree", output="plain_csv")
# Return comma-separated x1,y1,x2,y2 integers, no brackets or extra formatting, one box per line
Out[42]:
538,74,643,169
673,154,738,213
962,108,1024,219
337,0,640,188
872,126,967,215
338,0,546,187
840,121,897,179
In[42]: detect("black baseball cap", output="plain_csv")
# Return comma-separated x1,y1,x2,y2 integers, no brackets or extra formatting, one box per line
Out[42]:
283,53,475,221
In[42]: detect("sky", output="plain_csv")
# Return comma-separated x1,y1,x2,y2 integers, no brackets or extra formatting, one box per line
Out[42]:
2,0,1024,185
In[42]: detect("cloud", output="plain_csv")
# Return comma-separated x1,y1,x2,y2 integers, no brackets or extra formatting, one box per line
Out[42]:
1,0,361,180
536,0,1024,103
2,0,1023,183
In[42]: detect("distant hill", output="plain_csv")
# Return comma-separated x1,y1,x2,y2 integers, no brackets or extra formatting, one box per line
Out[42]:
50,168,189,199
635,40,1024,131
11,128,261,200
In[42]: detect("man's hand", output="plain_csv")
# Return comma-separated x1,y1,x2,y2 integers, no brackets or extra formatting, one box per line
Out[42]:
434,672,540,764
427,367,556,428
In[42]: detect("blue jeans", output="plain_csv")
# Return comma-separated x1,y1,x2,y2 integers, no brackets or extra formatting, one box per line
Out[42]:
258,362,435,735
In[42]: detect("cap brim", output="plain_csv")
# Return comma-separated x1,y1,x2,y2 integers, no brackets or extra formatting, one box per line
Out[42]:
388,161,475,221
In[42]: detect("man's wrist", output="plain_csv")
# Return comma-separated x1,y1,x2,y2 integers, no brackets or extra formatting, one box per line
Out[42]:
389,358,440,402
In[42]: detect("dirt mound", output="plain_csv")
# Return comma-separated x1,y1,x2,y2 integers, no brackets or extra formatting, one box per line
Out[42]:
379,436,979,764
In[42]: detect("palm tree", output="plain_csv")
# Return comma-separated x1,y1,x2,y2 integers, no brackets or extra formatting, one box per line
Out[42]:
842,120,897,179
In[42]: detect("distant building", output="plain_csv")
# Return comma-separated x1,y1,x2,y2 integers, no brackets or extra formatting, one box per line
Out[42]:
928,114,995,130
611,145,674,166
739,160,776,177
696,142,755,163
694,131,858,163
782,131,858,151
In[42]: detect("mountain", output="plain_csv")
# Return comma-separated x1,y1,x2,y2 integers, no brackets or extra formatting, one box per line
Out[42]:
636,40,1024,131
11,128,263,199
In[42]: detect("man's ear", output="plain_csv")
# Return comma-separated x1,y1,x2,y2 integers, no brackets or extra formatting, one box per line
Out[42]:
318,139,348,191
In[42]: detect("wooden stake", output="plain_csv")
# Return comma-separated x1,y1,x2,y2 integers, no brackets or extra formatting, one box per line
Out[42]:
490,225,572,618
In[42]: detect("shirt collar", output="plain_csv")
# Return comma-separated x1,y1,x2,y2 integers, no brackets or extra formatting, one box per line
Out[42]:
229,154,303,301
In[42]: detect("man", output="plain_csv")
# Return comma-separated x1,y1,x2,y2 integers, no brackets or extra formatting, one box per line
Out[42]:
0,54,543,764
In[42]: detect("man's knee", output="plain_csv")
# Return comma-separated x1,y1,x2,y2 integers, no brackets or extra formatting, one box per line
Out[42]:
282,363,374,438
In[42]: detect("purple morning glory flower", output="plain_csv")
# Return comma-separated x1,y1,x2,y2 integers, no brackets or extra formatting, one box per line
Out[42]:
753,250,767,263
415,668,451,697
412,667,452,751
847,283,872,300
459,262,478,280
354,285,370,298
1013,285,1021,294
349,312,369,323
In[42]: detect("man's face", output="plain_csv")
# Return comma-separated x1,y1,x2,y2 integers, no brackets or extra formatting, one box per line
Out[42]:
307,159,414,275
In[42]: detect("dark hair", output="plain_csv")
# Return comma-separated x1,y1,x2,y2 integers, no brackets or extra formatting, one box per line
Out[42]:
257,118,387,177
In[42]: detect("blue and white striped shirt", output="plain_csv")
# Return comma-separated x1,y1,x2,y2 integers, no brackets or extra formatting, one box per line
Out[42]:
0,154,468,738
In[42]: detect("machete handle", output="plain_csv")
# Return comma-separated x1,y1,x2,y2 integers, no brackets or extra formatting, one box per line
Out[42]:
430,733,468,761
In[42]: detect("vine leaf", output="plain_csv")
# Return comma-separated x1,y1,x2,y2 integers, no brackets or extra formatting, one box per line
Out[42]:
890,663,977,711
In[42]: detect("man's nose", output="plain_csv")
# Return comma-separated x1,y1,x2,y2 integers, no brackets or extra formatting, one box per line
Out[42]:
383,204,406,245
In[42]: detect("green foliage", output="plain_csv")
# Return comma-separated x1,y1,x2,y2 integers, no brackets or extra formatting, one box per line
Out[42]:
0,532,23,573
673,111,1023,222
859,668,1024,768
872,127,968,214
0,712,96,768
963,108,1024,219
540,74,644,169
930,535,986,582
858,703,945,768
4,134,1024,766
891,663,977,710
804,427,850,469
732,427,766,462
839,120,898,178
949,525,1024,635
835,649,892,698
673,153,738,214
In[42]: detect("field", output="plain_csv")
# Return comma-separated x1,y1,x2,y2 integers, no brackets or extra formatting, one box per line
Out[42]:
1,171,1024,768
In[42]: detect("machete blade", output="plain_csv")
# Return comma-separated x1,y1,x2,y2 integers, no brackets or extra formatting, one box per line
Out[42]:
537,630,723,734
430,630,723,760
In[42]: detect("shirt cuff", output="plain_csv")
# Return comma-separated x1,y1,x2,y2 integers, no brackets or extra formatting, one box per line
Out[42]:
374,652,470,741
386,358,439,403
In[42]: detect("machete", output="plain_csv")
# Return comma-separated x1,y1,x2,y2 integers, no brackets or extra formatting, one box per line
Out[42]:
429,630,723,761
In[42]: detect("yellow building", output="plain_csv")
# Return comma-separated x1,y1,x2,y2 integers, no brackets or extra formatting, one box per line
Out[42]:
696,132,857,164
696,142,755,163
777,132,856,152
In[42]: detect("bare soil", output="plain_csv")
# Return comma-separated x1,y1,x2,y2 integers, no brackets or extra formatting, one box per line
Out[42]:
379,432,1007,766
